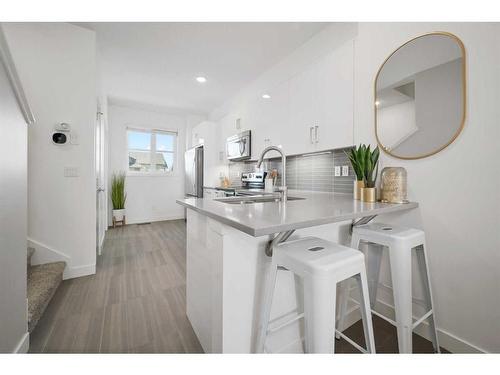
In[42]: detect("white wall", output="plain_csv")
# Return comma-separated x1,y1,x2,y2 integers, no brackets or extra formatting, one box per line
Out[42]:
354,23,500,353
108,103,204,224
0,37,28,352
3,23,97,280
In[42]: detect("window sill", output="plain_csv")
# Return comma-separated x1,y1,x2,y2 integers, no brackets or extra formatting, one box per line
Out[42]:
127,172,179,178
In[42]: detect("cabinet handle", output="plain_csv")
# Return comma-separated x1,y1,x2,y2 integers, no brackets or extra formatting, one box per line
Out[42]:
309,127,314,144
314,125,319,143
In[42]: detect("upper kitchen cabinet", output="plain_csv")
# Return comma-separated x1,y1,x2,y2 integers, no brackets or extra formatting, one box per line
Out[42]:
316,40,354,150
251,80,290,159
219,39,355,162
288,63,319,155
288,40,354,154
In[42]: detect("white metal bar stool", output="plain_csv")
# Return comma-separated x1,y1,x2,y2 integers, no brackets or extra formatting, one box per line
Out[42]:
337,223,440,353
256,237,376,354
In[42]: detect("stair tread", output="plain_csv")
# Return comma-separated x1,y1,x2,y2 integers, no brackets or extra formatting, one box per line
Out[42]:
27,261,66,332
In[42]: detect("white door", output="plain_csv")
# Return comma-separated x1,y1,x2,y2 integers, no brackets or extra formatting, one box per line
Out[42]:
95,110,106,255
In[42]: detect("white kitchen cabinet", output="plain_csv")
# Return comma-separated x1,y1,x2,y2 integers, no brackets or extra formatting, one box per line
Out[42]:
217,40,354,163
315,40,354,150
203,188,227,199
203,188,216,199
251,80,290,159
287,40,354,154
288,64,319,155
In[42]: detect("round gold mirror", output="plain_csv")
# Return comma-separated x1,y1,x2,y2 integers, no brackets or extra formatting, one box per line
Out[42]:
375,32,466,160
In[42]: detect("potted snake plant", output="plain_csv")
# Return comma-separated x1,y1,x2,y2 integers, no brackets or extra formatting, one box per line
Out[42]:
360,145,380,203
111,172,127,225
346,145,366,200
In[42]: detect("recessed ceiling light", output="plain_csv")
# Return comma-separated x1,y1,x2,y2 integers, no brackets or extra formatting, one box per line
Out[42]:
375,101,380,106
196,76,207,83
262,94,271,99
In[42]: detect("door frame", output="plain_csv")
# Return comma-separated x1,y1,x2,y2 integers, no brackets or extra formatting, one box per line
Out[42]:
95,103,107,255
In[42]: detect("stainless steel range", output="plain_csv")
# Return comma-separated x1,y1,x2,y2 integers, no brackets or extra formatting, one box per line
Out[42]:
214,171,267,197
240,172,266,189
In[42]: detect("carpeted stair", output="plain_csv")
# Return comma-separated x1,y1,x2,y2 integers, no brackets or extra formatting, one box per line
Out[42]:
27,248,66,333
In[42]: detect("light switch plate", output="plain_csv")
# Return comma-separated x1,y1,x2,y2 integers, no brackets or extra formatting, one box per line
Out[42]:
64,167,79,177
334,166,341,177
70,131,79,145
342,165,349,176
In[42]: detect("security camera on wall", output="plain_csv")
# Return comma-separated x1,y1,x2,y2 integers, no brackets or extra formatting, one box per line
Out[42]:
52,123,71,145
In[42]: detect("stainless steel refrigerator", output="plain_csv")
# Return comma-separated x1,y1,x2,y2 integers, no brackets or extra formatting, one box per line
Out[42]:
184,145,204,197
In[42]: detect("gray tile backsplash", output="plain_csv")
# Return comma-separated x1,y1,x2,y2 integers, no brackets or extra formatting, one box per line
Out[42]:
228,147,354,194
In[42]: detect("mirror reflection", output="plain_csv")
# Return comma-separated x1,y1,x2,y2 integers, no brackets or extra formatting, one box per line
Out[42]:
375,33,466,159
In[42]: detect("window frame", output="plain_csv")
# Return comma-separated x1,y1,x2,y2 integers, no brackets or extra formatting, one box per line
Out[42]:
126,126,178,177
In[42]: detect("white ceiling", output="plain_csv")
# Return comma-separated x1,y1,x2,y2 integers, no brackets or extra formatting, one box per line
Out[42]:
78,22,329,114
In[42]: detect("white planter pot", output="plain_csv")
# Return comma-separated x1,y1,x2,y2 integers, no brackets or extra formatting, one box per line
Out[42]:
113,209,125,221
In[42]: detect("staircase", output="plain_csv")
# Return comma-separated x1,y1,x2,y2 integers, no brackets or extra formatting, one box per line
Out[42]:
27,247,66,332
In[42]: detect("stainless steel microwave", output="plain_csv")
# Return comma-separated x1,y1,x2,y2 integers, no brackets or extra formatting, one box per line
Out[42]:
226,130,251,161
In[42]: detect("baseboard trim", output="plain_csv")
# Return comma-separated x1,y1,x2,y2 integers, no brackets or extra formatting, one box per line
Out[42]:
27,237,70,265
342,298,487,353
125,215,185,225
27,237,96,280
12,332,29,353
64,263,96,280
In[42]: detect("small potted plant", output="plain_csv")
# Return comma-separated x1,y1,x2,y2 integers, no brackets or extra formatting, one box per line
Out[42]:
361,145,380,203
346,145,366,200
111,172,127,226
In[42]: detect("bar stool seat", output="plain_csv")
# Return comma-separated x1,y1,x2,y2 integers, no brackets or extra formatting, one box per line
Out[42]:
255,237,376,354
338,223,440,354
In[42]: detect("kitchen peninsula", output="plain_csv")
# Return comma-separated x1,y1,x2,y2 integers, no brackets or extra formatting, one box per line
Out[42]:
177,191,417,353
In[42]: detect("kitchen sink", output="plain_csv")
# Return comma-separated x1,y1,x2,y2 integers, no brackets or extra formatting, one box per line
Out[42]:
214,196,305,204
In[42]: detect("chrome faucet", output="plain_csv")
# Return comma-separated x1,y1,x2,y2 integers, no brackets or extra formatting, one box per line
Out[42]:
257,146,287,202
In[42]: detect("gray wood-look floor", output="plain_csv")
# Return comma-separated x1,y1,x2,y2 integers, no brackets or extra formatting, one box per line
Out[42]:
29,220,204,353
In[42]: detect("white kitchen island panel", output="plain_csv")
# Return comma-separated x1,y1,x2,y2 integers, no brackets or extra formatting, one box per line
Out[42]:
186,209,350,353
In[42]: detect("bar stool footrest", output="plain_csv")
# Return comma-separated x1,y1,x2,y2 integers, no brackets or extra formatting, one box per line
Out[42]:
347,297,434,331
335,330,369,353
267,311,305,334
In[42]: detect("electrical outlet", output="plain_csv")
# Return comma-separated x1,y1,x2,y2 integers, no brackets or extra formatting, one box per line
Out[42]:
236,118,241,130
64,166,79,177
342,165,349,176
334,166,341,177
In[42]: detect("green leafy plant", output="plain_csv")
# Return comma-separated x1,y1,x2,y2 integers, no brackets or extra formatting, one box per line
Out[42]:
111,172,127,210
346,144,367,181
363,145,380,188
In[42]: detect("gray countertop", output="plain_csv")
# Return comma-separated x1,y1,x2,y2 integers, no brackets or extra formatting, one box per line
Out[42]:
177,191,418,237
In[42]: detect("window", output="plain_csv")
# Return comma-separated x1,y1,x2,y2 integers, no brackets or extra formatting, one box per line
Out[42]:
127,128,177,174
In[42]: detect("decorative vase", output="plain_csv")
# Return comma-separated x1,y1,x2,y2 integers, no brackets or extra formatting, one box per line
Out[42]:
353,180,365,200
361,187,376,203
113,209,125,221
